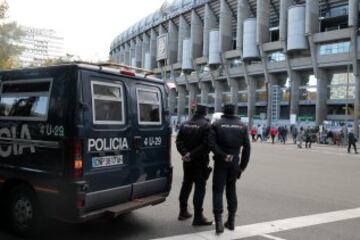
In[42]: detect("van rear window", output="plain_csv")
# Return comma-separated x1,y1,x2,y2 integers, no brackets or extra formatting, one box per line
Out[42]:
0,79,51,121
137,88,161,125
91,81,125,125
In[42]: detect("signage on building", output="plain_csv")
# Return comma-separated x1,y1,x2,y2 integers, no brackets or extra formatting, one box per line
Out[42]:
157,34,168,61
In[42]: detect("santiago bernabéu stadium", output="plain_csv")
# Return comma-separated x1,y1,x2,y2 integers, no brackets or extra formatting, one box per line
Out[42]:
109,0,360,133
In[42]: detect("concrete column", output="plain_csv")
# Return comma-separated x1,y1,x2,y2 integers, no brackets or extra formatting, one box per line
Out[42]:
130,39,136,66
135,36,142,68
214,81,224,112
236,0,250,50
149,29,158,69
191,10,203,59
168,89,177,115
203,4,218,58
256,0,270,44
200,82,210,105
354,67,360,137
188,84,198,116
219,0,233,52
120,45,125,64
247,76,256,128
124,43,130,65
167,20,178,65
177,86,187,120
178,15,190,63
305,0,319,34
349,0,359,27
279,0,293,41
141,33,150,68
316,70,328,125
290,71,301,116
229,78,239,113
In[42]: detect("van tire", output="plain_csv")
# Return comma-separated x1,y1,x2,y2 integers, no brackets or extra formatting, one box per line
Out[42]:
7,185,42,237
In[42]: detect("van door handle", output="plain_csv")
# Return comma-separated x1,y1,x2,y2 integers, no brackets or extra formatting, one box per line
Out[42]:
133,136,142,151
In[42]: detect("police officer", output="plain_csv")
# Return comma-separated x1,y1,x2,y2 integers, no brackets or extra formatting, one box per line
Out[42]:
176,104,213,226
209,104,251,234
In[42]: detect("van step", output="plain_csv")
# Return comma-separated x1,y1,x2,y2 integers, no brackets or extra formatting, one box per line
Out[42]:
105,195,166,218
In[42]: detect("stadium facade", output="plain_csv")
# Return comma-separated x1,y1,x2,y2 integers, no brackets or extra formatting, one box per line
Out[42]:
109,0,360,133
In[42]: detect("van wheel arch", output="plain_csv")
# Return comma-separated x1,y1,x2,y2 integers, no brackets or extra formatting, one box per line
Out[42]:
1,180,42,236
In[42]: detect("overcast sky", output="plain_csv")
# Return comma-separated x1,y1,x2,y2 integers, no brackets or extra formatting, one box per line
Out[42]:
8,0,165,61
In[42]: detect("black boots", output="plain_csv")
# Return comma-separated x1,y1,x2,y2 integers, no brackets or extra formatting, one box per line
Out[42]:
224,213,235,230
178,207,192,221
192,210,213,226
215,214,224,234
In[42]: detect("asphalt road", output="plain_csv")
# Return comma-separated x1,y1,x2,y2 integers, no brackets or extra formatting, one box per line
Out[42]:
1,139,359,240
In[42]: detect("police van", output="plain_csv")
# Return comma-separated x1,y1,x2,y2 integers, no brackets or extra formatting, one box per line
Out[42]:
0,63,173,235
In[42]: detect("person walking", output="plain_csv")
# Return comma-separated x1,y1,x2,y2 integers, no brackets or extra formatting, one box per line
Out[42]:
348,131,358,154
297,127,304,148
291,125,298,144
304,127,312,149
209,104,251,234
256,124,263,142
250,126,257,142
270,126,278,144
176,104,213,226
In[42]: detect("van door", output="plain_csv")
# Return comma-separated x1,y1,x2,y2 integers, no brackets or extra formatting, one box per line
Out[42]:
131,83,171,199
81,73,133,210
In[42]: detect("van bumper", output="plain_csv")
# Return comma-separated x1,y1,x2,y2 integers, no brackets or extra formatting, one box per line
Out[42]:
78,193,168,221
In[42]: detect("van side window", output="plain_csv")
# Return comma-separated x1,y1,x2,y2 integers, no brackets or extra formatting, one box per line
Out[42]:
0,79,52,121
91,81,125,125
137,88,162,125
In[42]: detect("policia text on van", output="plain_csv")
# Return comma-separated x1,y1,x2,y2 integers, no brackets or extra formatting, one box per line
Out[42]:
0,63,173,236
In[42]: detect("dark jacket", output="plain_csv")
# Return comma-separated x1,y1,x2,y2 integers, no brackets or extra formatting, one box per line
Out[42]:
208,115,251,171
348,132,357,144
176,114,210,166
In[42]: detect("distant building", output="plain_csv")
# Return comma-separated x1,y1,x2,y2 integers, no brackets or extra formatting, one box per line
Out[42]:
18,26,65,66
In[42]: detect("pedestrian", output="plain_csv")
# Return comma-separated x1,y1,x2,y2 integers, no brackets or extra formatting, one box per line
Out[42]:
297,127,304,148
278,125,286,144
209,104,251,234
175,104,213,226
284,125,289,143
250,126,257,142
291,125,298,144
304,127,312,149
347,131,358,154
256,124,263,142
263,125,268,141
270,126,278,144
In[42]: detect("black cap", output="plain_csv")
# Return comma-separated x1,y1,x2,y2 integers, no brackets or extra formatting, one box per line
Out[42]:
223,104,235,116
195,104,207,116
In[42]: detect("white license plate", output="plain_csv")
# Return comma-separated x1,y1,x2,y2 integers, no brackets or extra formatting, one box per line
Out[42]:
92,155,124,168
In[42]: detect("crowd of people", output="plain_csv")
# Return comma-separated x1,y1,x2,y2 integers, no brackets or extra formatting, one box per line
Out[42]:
249,124,358,153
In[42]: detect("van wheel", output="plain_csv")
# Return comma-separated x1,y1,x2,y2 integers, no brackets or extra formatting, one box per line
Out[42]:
7,185,42,237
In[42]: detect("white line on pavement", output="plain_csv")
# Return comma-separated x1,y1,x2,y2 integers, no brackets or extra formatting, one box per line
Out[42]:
151,207,360,240
260,234,287,240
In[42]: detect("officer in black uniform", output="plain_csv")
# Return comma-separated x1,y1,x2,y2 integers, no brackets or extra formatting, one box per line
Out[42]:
209,104,251,234
176,104,213,226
